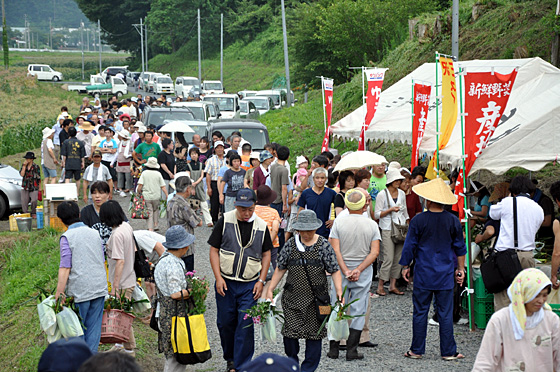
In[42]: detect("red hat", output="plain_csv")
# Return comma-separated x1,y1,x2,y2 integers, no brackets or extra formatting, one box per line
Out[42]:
119,113,131,121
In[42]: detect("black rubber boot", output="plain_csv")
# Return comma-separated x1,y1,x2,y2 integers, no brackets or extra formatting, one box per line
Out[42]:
346,329,364,360
327,340,340,359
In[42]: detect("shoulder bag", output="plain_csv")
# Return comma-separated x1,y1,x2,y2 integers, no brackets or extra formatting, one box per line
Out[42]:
131,192,150,219
133,235,152,278
172,294,212,365
298,250,331,324
385,189,408,243
480,197,523,293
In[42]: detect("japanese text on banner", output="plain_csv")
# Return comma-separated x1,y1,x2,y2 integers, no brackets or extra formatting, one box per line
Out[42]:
358,68,387,150
411,83,432,169
321,78,334,152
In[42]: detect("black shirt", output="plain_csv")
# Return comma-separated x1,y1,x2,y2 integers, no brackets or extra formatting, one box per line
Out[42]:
59,129,70,146
334,192,346,209
80,204,112,248
208,216,273,252
157,150,176,180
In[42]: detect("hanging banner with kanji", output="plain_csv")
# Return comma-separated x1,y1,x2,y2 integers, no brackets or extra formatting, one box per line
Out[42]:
411,82,432,169
453,69,518,218
321,78,334,152
426,56,458,179
358,68,388,150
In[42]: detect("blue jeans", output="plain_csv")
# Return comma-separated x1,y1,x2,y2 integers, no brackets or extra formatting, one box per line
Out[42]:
270,202,285,249
75,296,105,353
283,337,322,372
215,278,257,370
411,287,456,356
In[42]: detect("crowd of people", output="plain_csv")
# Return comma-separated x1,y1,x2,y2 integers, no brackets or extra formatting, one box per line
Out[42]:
27,95,560,372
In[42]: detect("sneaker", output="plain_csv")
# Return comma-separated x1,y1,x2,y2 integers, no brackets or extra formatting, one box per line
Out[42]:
106,345,125,353
119,191,127,197
428,318,439,326
456,318,469,325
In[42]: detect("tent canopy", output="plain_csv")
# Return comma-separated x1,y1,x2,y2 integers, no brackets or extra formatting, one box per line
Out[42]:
331,57,560,175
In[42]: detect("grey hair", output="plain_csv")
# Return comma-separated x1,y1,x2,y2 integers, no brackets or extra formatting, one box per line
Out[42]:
312,167,328,178
231,135,241,142
175,176,192,193
346,189,364,204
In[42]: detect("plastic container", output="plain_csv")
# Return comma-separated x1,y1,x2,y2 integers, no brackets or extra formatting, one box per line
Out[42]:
100,310,135,344
50,217,68,232
473,296,494,329
9,213,31,231
474,276,492,299
550,304,560,318
16,217,33,232
36,207,44,229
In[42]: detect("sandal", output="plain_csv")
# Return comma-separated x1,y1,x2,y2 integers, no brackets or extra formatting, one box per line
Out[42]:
389,289,404,295
226,360,235,372
404,350,422,359
442,353,465,361
376,290,387,296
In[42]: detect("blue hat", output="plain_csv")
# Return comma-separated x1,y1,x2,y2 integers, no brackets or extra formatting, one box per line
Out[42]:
106,126,116,133
38,337,93,372
156,124,164,131
259,150,273,163
163,225,195,250
240,353,300,372
234,188,256,208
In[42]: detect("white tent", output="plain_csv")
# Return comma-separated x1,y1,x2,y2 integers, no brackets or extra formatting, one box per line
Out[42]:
331,57,560,174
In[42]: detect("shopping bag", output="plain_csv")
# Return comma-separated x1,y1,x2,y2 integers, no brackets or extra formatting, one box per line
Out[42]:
132,284,152,313
172,297,211,365
56,306,84,338
159,200,167,219
47,326,62,344
261,312,277,342
37,295,57,336
327,306,350,341
548,288,560,305
131,193,149,219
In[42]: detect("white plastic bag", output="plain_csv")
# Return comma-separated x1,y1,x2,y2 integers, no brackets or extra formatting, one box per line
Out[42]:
327,307,349,341
261,311,277,342
56,307,84,338
132,284,152,313
37,295,57,336
46,326,62,344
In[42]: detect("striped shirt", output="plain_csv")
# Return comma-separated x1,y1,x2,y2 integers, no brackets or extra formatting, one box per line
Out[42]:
205,155,226,181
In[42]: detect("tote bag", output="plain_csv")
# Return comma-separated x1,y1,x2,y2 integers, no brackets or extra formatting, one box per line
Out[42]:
131,192,150,219
171,297,212,365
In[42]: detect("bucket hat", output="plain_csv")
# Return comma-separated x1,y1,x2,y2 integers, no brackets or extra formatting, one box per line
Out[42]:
144,157,160,169
240,353,300,372
291,210,323,231
163,225,195,250
118,129,131,140
388,161,402,170
250,151,260,161
256,185,277,206
386,168,405,185
412,177,458,205
259,150,273,163
42,127,55,139
234,188,257,207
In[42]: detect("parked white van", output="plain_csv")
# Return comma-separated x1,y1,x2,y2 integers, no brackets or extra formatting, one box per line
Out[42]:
202,94,240,119
154,75,174,95
202,80,224,95
27,64,63,81
175,76,201,98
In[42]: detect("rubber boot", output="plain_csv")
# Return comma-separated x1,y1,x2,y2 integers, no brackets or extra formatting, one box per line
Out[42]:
346,329,364,360
327,340,340,359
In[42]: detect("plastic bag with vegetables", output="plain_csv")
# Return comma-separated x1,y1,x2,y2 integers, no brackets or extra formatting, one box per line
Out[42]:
56,306,84,338
37,295,57,336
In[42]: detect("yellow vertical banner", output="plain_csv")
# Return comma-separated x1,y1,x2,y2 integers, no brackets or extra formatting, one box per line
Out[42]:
425,56,458,179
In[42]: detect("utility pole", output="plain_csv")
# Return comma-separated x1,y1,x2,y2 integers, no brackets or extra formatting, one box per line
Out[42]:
452,0,459,59
86,27,89,52
280,0,291,106
98,19,102,72
2,0,8,69
220,13,223,84
49,18,52,50
80,20,84,79
139,18,144,73
144,18,148,71
197,9,201,82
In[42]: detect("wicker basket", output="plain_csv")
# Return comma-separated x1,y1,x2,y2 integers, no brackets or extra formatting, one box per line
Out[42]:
100,309,135,344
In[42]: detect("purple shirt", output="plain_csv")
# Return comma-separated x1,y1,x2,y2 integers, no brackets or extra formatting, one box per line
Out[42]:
59,222,86,268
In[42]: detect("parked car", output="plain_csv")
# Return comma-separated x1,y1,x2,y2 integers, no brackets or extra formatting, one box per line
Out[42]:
175,76,202,98
0,164,23,217
27,64,63,81
202,80,224,95
239,100,260,120
202,94,240,119
206,102,221,121
154,75,174,95
238,90,258,99
86,76,128,97
67,74,106,93
243,96,274,115
209,119,270,151
142,106,196,128
147,73,164,93
126,71,140,86
138,71,157,91
101,66,129,81
255,90,284,110
170,101,219,121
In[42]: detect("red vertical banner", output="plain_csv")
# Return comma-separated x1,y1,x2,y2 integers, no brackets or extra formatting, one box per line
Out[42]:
358,68,387,150
321,78,334,152
453,69,518,218
411,83,431,169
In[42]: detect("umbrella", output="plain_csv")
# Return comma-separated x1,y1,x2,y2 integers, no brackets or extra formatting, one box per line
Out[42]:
333,151,388,172
159,121,195,133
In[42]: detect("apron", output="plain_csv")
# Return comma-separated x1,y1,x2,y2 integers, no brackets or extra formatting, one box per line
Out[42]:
187,162,206,201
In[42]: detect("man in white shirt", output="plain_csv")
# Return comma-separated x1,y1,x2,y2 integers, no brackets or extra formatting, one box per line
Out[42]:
489,175,544,310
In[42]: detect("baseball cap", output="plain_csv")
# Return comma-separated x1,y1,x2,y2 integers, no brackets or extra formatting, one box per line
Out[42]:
234,188,256,208
38,337,92,372
214,141,225,148
92,149,102,157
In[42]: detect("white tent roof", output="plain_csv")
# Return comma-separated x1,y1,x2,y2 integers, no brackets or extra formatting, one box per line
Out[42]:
331,57,560,174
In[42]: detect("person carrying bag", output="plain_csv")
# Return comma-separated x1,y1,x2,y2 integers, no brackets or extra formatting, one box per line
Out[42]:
171,295,212,365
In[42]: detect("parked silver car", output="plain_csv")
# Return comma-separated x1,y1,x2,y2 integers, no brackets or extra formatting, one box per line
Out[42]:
0,164,22,217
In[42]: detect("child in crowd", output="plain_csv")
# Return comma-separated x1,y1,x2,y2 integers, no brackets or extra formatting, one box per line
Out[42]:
295,155,309,187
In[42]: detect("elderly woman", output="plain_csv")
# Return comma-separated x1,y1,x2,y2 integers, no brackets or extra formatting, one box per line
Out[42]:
154,225,196,372
20,151,41,218
472,268,560,371
266,210,343,372
374,168,409,296
137,157,169,231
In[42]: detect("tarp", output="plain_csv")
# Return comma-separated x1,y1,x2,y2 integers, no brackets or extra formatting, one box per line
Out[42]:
331,57,560,175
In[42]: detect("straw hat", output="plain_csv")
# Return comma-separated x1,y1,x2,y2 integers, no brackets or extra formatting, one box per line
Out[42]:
79,121,95,131
386,168,405,185
117,129,131,139
144,157,160,169
489,182,510,202
412,177,458,205
42,127,55,139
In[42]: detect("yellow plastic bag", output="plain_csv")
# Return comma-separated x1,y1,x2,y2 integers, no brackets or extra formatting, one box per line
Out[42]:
171,313,211,365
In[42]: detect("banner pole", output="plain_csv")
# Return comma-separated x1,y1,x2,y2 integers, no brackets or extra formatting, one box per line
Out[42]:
362,67,366,149
435,52,440,176
321,76,327,132
411,79,415,167
458,67,474,331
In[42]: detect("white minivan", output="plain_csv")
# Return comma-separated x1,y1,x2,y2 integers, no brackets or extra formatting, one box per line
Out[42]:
27,64,63,81
153,75,174,95
202,80,224,95
202,94,240,119
175,76,201,98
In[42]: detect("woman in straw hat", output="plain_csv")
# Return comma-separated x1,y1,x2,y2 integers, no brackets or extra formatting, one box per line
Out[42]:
472,268,560,371
399,177,466,360
374,168,409,296
137,157,169,231
266,209,343,372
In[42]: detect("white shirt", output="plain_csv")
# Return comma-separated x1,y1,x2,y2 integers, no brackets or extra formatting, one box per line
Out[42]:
374,188,409,231
489,195,544,252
